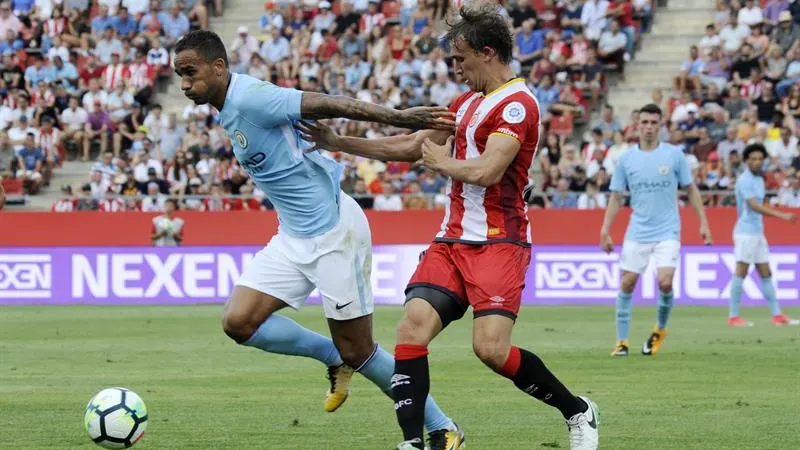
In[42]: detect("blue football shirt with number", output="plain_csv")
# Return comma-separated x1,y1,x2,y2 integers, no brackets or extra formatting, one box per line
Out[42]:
733,170,765,236
217,73,342,238
609,142,693,243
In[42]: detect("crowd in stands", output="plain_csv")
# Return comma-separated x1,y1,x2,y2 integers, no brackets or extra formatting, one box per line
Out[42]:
538,0,800,210
44,0,663,212
0,0,217,205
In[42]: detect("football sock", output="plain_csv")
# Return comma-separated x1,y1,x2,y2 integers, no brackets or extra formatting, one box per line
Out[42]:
729,276,744,318
242,315,343,367
657,290,674,330
499,346,586,419
393,344,430,447
761,277,782,316
615,291,633,341
355,345,453,432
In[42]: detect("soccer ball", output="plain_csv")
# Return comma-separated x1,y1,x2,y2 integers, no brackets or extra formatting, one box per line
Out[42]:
83,387,148,449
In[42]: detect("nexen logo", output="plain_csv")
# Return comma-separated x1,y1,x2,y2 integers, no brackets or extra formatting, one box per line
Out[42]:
0,254,52,298
534,253,619,299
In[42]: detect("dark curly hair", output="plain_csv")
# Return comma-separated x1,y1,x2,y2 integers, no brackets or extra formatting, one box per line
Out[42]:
174,29,229,67
442,4,514,65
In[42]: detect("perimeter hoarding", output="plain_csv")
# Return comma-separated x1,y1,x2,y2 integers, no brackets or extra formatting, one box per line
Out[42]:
1,245,798,307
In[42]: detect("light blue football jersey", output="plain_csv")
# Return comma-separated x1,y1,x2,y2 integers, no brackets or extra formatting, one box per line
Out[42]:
734,170,765,236
609,142,693,243
218,73,343,238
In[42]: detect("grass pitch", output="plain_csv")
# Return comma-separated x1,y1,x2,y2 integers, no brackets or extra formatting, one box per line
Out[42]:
1,305,798,450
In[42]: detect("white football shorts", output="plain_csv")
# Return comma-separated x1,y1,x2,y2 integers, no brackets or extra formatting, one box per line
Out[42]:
733,234,770,265
236,193,373,321
619,240,681,274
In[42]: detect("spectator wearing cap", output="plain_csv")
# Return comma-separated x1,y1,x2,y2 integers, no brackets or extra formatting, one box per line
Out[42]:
83,100,112,160
230,26,260,68
313,1,336,32
75,183,98,210
260,2,284,33
184,177,204,210
16,132,44,193
772,11,800,53
119,167,140,195
678,103,703,147
52,185,76,212
8,115,36,151
141,181,167,212
59,96,88,157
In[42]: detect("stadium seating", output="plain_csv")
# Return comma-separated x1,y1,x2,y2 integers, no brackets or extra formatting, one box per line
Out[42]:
27,0,673,213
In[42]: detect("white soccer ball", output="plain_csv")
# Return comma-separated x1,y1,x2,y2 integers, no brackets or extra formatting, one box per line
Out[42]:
83,387,149,449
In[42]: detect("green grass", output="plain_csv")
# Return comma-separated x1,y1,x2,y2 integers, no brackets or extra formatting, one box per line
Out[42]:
1,305,799,450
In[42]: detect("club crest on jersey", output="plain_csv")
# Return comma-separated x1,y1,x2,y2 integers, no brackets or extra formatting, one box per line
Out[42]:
234,130,248,149
502,102,526,124
468,111,482,127
658,165,669,176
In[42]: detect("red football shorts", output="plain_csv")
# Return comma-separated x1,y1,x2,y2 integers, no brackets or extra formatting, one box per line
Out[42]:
406,242,531,321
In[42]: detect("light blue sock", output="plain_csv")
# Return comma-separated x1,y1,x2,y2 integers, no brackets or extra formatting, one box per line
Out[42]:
356,345,454,433
615,291,633,341
243,315,343,367
657,291,674,330
730,276,744,318
761,277,782,316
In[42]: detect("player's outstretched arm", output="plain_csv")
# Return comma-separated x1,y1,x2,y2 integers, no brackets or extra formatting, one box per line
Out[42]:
419,134,519,187
297,120,451,162
746,198,798,223
300,92,455,131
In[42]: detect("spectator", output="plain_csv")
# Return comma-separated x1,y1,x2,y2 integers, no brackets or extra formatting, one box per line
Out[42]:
577,179,607,209
778,174,800,206
152,199,184,247
374,182,403,210
550,178,578,208
16,132,44,193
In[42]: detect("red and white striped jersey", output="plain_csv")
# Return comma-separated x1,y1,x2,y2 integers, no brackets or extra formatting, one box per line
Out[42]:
37,127,61,159
129,62,154,90
103,64,130,91
99,198,126,212
51,198,76,212
435,78,540,246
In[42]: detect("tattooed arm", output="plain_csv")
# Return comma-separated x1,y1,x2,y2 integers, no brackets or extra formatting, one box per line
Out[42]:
300,92,454,131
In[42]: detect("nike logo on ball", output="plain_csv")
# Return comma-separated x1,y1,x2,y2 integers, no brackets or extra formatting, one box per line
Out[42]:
335,301,353,310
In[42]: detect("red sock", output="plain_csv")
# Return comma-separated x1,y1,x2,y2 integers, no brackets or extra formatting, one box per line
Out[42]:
394,344,429,360
498,346,522,378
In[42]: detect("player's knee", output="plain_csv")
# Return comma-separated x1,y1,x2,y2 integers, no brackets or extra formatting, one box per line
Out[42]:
472,339,510,372
395,302,437,346
657,277,673,294
337,344,373,369
620,274,638,293
221,309,259,343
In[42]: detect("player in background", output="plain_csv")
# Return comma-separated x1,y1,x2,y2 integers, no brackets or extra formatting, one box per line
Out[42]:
299,6,598,450
728,143,799,327
601,103,713,357
173,30,465,450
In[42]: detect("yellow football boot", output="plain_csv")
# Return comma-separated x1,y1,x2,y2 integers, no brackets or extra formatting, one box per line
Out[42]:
642,328,667,355
610,340,629,356
427,423,466,450
324,364,353,412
